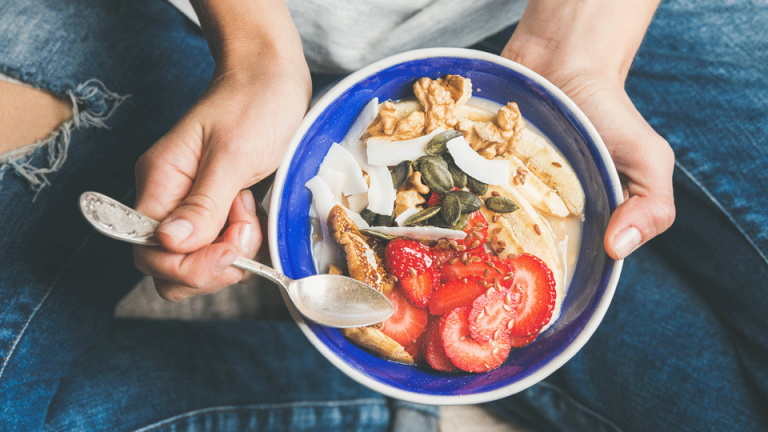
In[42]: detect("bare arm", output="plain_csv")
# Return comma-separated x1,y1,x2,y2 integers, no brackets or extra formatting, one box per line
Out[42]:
502,0,675,260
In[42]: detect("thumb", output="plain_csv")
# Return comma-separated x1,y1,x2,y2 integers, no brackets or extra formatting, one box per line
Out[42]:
604,145,676,260
154,151,245,254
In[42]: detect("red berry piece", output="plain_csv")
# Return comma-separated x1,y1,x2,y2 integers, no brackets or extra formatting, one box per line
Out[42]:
456,211,487,254
468,285,521,342
424,317,459,372
380,288,428,347
509,333,538,348
441,307,512,373
428,275,486,316
399,268,438,308
506,254,556,338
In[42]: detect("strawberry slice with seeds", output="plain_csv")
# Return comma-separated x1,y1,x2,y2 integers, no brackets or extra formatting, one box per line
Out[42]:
441,307,512,373
424,317,459,372
384,238,435,282
399,268,438,308
469,285,522,342
506,254,556,338
431,245,460,267
456,211,487,253
380,288,428,347
428,275,487,315
404,332,426,365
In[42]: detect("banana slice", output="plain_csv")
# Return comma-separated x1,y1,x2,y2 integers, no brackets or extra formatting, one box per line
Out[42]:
515,129,585,217
507,154,569,218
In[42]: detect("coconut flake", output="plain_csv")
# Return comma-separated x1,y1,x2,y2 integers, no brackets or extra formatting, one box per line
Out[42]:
344,208,370,229
322,143,369,195
446,136,510,185
345,192,369,213
341,97,379,148
364,226,467,241
394,207,421,227
305,176,337,223
317,164,346,203
366,128,445,167
365,165,396,216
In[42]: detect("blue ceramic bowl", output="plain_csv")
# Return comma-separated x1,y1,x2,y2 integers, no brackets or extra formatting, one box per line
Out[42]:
269,48,623,405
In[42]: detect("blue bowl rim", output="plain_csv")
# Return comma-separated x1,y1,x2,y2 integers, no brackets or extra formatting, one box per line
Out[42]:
269,47,624,405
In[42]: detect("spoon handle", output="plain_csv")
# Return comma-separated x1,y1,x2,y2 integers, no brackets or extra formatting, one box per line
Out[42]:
231,257,291,287
79,191,292,286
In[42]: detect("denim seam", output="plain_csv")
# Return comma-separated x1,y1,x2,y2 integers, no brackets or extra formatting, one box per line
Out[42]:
675,161,768,268
0,228,98,384
131,398,389,432
534,381,628,432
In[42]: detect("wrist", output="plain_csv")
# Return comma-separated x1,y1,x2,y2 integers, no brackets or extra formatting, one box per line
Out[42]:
502,0,659,86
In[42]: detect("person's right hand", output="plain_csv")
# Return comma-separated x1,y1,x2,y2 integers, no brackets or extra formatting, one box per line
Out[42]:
132,0,312,301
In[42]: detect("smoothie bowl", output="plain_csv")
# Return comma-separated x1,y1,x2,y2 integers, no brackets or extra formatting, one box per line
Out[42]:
268,48,623,405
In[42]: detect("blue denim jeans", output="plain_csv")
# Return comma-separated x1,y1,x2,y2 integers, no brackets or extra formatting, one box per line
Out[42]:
1,0,766,432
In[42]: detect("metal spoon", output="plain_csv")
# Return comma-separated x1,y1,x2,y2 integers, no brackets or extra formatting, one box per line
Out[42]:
78,191,393,328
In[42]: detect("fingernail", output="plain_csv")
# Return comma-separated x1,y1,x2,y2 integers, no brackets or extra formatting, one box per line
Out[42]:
214,248,239,275
241,190,257,215
613,227,642,259
157,218,194,243
239,223,253,253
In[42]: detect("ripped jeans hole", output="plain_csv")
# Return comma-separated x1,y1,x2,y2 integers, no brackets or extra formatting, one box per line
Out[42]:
0,78,129,195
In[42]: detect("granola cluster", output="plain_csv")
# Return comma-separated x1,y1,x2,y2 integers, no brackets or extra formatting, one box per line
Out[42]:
365,75,525,160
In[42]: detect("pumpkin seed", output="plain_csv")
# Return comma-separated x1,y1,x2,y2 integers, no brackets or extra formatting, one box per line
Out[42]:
425,130,463,155
428,213,452,228
404,206,442,226
485,196,519,213
360,209,377,226
359,229,396,242
467,175,488,195
440,193,461,226
413,155,448,172
376,211,395,227
447,161,467,189
390,160,411,189
420,158,454,194
447,190,482,213
451,213,470,230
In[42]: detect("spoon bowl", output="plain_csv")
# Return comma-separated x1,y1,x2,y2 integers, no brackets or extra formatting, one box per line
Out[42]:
79,191,393,328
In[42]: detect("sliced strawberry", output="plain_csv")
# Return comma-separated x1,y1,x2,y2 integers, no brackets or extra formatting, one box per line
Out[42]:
441,307,512,373
404,331,426,365
428,275,487,315
440,253,513,285
399,268,437,308
456,211,487,253
384,238,435,282
424,317,459,372
509,333,538,348
469,285,521,342
380,288,428,347
506,254,557,338
431,246,459,267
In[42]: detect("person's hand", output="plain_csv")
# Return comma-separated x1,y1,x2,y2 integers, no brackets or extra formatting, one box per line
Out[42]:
133,58,311,301
500,0,674,261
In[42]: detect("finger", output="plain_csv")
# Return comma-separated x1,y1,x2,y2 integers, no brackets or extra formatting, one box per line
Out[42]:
604,149,676,260
134,241,244,301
